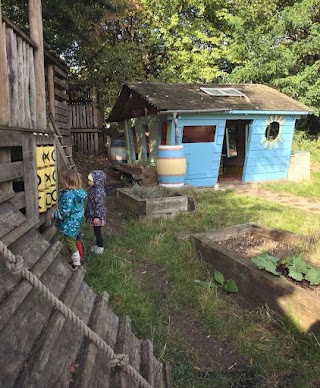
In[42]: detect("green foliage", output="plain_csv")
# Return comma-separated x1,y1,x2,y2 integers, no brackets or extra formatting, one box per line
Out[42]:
252,255,280,276
253,254,320,285
195,270,238,293
130,184,174,199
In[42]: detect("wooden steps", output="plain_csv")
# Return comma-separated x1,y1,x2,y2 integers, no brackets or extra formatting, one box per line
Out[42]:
0,197,173,388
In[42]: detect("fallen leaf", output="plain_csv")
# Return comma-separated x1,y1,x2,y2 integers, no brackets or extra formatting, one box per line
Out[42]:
70,364,79,374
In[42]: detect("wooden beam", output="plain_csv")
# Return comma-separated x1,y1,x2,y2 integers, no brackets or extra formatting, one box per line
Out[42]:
29,0,46,130
0,161,23,183
0,3,9,126
22,133,39,220
47,64,55,117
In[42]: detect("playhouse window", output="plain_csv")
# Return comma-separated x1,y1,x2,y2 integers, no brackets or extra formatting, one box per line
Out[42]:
182,126,216,143
265,121,280,141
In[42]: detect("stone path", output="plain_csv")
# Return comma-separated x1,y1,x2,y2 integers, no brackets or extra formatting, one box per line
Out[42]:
218,181,320,214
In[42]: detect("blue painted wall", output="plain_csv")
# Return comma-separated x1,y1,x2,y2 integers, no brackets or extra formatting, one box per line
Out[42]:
243,115,296,182
173,115,226,186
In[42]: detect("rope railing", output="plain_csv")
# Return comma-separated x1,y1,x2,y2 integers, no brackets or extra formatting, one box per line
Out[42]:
0,240,152,388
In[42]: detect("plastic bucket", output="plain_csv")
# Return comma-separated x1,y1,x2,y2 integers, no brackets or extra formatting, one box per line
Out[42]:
156,145,186,188
110,140,127,163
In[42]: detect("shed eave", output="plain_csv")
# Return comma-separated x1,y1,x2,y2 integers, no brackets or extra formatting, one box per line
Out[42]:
228,110,311,116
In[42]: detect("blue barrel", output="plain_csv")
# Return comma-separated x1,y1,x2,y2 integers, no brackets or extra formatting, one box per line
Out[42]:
110,140,127,163
156,145,186,187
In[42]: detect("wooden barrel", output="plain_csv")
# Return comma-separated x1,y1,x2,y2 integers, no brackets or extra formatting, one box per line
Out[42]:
110,140,127,163
156,145,186,187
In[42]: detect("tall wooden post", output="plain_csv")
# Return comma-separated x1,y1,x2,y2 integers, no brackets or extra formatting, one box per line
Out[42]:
22,133,39,220
47,64,55,118
29,0,46,130
0,1,9,126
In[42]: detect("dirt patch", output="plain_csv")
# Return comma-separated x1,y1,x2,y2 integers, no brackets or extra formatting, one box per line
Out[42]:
133,259,245,373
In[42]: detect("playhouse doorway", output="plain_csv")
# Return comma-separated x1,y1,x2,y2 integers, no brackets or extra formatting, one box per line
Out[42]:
219,120,252,181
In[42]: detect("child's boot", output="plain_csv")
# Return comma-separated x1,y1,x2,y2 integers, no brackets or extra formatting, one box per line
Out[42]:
71,250,81,270
92,246,104,254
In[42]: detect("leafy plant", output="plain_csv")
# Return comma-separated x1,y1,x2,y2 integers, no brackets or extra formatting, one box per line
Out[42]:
252,254,320,285
195,270,238,293
251,254,280,276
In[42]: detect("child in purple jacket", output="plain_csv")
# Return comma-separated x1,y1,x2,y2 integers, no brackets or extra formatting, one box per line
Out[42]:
85,170,107,254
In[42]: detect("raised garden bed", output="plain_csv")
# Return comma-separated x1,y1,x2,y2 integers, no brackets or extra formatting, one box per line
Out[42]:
191,223,320,333
116,187,195,219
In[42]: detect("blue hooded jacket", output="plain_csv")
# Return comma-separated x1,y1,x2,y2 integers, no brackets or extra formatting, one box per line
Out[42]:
54,189,87,237
85,170,107,220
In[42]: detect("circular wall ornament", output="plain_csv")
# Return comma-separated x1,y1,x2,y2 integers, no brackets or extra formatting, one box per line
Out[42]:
260,115,286,150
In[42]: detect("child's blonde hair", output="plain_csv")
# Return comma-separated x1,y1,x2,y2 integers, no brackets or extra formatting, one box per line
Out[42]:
60,169,82,190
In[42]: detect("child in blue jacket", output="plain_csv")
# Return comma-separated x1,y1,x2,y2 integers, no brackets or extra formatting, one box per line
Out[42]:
54,169,87,270
85,170,107,254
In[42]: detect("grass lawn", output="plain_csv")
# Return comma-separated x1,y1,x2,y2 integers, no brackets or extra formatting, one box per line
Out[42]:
83,189,320,388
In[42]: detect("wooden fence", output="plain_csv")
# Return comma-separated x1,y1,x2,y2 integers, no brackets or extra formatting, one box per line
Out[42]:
2,16,37,129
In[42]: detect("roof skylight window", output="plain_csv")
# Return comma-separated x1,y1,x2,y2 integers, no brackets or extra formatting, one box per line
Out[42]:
200,87,244,97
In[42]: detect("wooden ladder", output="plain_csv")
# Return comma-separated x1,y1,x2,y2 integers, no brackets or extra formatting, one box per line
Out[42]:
48,112,77,171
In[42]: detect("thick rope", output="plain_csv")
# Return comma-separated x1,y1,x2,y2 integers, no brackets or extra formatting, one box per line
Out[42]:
0,240,152,388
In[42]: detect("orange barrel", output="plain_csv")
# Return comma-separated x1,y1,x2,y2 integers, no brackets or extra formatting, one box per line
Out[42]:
37,167,46,191
38,191,47,213
36,146,45,168
156,145,186,188
48,146,56,166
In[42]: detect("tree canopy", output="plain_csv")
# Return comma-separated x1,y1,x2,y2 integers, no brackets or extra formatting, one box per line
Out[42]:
2,0,320,121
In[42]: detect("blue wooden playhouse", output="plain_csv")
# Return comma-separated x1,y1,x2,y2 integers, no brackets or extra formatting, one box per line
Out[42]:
108,82,311,186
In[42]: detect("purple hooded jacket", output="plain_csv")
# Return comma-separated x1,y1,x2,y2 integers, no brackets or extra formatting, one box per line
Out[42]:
85,170,107,220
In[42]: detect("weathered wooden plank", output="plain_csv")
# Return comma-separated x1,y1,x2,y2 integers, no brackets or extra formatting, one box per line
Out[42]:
111,315,141,388
55,105,70,118
71,291,119,388
0,129,21,146
47,64,55,117
0,18,9,126
28,47,37,129
0,189,15,204
153,358,166,388
2,15,37,48
53,63,67,79
14,267,85,387
0,161,23,183
22,134,39,219
17,37,24,127
0,202,25,239
53,75,67,89
10,190,26,210
145,197,188,215
0,255,71,388
54,87,69,101
141,339,155,386
6,27,18,127
29,0,46,130
0,241,63,332
17,280,95,388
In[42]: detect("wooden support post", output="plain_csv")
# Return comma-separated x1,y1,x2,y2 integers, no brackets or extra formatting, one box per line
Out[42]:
47,64,55,117
123,120,133,164
0,1,9,126
94,131,99,154
22,133,39,220
29,0,46,130
0,148,12,193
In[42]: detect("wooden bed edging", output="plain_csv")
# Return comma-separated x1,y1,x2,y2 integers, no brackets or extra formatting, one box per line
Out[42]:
190,223,320,333
116,188,195,219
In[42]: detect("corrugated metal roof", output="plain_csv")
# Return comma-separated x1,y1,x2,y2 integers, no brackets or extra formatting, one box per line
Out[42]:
107,82,312,122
